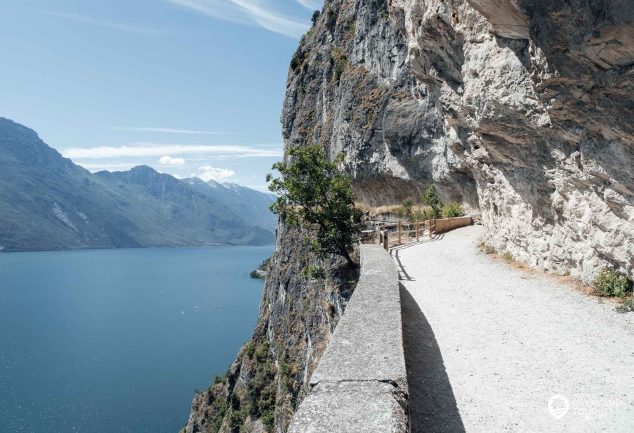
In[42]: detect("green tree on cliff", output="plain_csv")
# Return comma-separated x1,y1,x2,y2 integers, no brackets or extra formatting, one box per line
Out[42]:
267,145,359,268
422,184,442,218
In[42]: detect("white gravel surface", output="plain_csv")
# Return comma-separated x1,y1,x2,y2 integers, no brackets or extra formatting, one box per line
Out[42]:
397,225,634,433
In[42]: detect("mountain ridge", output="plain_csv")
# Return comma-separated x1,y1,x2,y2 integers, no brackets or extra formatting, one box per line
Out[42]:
0,117,276,252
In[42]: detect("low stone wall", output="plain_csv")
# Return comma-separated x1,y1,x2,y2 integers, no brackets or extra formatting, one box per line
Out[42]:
433,216,473,234
288,245,409,433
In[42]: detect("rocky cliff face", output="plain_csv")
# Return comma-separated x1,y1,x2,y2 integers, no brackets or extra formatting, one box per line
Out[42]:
181,224,357,433
182,1,633,431
284,0,633,282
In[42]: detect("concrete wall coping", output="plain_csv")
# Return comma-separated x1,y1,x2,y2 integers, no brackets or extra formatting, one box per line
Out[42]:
288,245,409,433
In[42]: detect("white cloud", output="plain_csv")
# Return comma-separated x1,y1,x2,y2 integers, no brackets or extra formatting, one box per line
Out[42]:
63,143,282,159
166,0,310,38
198,165,236,181
76,162,138,172
159,155,186,166
43,11,160,34
297,0,322,9
110,126,233,135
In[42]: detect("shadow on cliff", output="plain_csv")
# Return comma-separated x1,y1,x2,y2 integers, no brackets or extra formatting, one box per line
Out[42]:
400,284,466,433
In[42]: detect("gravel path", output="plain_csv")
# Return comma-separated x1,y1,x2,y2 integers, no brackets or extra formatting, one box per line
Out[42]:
397,225,634,433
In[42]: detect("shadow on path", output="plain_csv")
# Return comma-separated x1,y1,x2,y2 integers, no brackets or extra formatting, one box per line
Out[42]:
390,235,445,281
390,234,445,253
393,249,414,281
400,284,466,433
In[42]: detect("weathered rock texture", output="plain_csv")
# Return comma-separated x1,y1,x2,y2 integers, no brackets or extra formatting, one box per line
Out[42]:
183,1,633,432
283,0,633,282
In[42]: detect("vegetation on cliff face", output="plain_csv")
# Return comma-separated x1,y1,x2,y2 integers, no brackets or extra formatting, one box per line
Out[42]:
181,144,361,433
267,145,360,268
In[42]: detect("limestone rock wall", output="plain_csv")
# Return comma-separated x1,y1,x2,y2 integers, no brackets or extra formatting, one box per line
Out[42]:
283,0,634,282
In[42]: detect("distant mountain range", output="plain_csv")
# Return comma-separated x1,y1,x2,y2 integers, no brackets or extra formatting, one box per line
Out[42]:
0,117,277,252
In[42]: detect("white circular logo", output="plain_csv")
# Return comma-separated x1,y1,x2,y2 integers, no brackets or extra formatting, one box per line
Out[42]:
548,394,570,420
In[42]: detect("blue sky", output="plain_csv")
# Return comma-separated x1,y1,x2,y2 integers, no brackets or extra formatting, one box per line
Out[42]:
0,0,322,190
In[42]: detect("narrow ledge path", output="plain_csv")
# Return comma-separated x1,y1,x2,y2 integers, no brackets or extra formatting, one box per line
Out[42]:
397,225,634,433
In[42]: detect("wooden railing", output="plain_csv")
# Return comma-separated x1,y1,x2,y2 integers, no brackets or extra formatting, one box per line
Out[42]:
361,220,431,250
361,216,473,250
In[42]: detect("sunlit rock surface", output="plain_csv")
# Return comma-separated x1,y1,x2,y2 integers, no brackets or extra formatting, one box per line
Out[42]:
282,0,633,282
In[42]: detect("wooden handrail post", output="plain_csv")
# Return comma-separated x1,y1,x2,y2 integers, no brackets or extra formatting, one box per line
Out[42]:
398,221,401,245
416,221,419,242
383,230,389,251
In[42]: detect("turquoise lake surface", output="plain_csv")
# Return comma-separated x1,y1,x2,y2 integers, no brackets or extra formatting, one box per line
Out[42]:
0,245,272,433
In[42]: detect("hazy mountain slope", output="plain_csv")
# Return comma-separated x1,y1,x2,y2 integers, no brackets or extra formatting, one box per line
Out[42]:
0,118,140,251
0,118,274,251
95,167,274,246
185,178,277,232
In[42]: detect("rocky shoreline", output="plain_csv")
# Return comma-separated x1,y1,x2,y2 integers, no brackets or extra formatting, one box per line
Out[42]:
249,257,271,279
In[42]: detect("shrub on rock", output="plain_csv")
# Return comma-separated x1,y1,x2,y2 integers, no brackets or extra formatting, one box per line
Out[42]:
593,268,633,297
442,202,464,218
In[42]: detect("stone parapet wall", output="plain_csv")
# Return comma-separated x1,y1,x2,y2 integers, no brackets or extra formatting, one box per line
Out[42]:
288,245,409,433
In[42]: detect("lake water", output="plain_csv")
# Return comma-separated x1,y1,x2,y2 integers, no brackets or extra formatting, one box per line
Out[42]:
0,246,272,433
